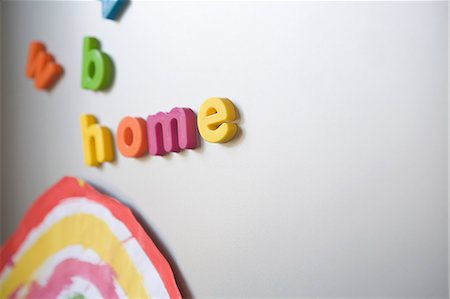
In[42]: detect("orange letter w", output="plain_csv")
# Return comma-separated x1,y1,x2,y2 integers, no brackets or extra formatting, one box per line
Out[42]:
25,41,63,90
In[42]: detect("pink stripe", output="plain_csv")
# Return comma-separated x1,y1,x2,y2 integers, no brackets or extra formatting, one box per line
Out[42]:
25,258,120,299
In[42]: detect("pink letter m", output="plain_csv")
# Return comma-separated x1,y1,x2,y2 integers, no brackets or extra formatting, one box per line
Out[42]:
147,108,198,156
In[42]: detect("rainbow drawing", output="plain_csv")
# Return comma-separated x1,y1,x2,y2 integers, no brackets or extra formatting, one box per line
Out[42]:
0,177,182,299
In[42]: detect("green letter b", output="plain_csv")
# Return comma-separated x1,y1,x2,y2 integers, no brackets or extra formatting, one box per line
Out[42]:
81,37,113,90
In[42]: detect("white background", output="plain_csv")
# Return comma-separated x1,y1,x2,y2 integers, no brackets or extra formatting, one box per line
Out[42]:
1,1,448,297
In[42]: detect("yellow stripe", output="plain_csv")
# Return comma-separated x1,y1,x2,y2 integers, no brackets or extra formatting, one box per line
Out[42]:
0,214,149,299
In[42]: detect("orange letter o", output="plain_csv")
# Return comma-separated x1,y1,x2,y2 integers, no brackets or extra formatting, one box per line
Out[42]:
116,116,148,157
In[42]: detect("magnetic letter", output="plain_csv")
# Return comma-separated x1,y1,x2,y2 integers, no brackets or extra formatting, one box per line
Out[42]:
81,37,113,90
197,98,238,143
101,0,126,20
80,114,114,167
25,41,63,90
147,108,198,156
116,116,148,157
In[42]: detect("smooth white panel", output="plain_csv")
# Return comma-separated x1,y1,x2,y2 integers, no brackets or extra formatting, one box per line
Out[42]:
1,1,448,297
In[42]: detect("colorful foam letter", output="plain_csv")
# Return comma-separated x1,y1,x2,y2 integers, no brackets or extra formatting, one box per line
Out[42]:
25,41,63,90
101,0,126,20
116,116,148,157
197,98,238,143
147,108,198,156
80,114,114,166
81,37,113,91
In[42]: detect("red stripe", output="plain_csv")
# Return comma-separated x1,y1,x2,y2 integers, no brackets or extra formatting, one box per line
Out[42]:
0,177,182,299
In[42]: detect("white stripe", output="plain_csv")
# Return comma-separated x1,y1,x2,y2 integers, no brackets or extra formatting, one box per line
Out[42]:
56,277,104,299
